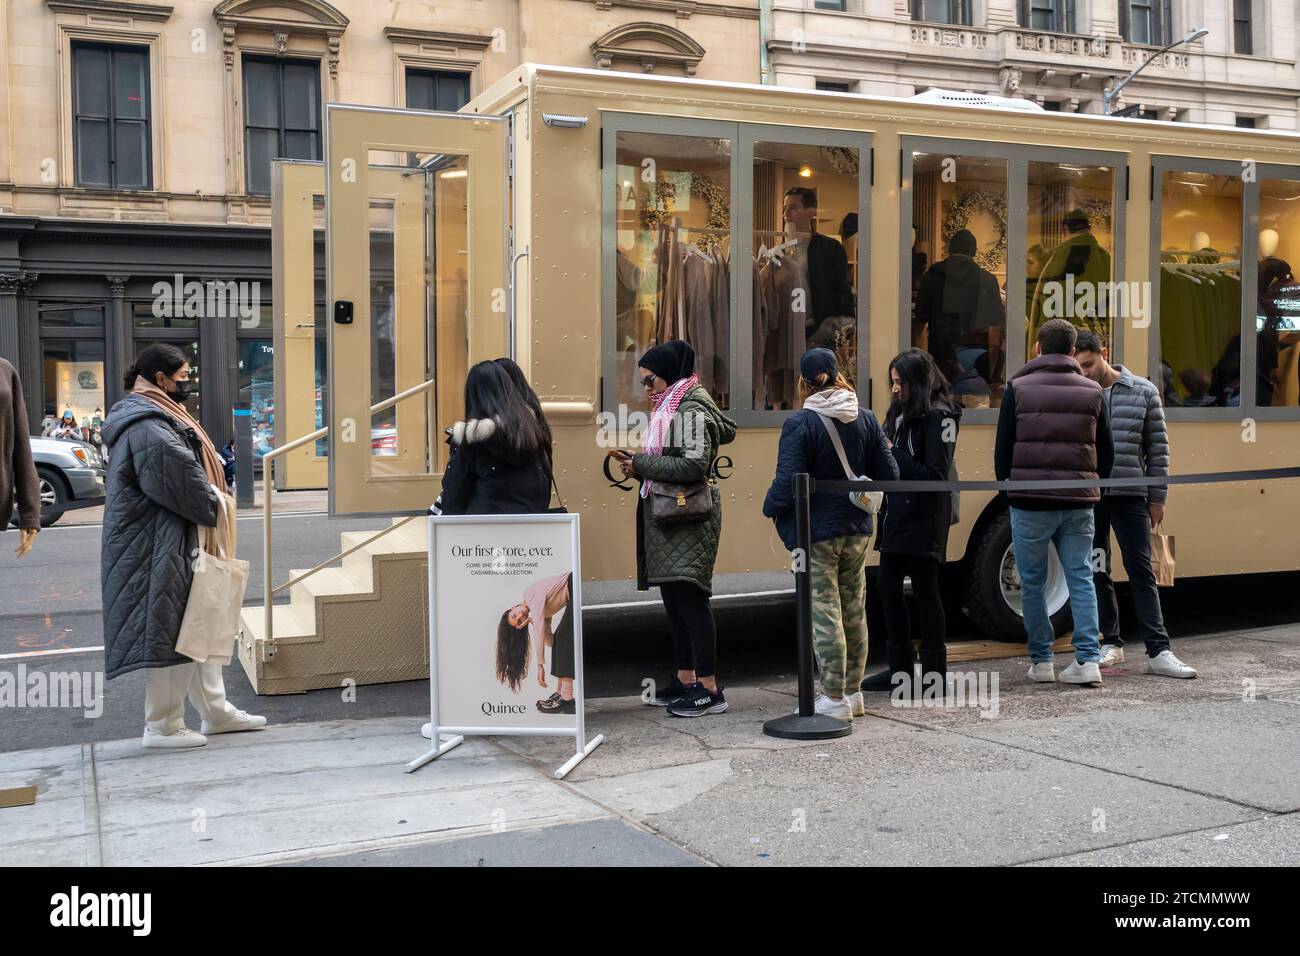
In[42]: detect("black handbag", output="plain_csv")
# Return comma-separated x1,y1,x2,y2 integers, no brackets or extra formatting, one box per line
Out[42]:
646,479,712,525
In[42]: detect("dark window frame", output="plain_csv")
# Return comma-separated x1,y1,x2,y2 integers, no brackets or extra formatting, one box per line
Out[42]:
1018,0,1077,33
242,54,322,196
403,66,471,112
1234,0,1253,55
909,0,972,27
1121,0,1174,47
71,41,152,190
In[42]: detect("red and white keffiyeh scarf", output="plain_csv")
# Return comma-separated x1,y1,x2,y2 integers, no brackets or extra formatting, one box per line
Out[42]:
639,373,699,498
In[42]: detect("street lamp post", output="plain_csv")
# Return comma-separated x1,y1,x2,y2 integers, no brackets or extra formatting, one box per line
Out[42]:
1104,28,1209,116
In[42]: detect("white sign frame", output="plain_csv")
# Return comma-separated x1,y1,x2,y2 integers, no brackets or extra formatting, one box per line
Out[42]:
406,512,604,779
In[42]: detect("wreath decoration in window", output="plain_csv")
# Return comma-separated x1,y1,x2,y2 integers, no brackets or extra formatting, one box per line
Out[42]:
941,189,1008,272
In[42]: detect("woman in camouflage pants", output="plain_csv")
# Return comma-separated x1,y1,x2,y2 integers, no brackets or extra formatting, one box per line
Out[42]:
764,349,898,721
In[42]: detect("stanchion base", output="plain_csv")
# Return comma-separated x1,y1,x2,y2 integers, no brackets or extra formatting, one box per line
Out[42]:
763,712,853,740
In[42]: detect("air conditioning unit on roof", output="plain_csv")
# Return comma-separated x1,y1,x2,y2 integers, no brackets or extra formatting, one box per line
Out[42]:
910,88,1046,112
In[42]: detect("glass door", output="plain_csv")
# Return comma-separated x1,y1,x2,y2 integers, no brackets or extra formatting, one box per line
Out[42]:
325,105,508,516
272,159,327,489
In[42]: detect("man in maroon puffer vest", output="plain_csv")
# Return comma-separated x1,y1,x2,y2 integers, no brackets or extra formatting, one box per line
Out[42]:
995,319,1114,686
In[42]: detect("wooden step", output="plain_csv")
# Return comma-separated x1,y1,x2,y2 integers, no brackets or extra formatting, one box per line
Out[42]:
288,566,370,607
238,603,315,644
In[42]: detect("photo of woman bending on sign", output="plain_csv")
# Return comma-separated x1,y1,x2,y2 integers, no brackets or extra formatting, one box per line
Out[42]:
497,571,576,715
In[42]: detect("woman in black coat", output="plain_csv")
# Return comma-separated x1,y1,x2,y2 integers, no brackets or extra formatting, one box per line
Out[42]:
865,348,962,697
102,344,265,749
439,360,555,515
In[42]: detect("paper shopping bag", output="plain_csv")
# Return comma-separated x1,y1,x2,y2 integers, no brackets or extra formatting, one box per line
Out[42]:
1150,522,1176,587
177,490,249,665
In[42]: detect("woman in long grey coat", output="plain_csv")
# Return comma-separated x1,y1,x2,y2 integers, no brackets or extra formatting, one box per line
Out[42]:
613,340,736,719
102,344,265,749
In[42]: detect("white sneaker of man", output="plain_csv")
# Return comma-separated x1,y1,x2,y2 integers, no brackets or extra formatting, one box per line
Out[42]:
815,693,853,721
1059,661,1103,685
1026,661,1056,682
845,691,866,717
1147,649,1197,679
200,710,268,735
142,727,207,749
1098,645,1125,668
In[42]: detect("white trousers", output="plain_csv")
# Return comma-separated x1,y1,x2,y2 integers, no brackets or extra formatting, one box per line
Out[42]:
143,660,238,735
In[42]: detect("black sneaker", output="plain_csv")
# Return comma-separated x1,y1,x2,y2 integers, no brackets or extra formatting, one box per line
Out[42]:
537,695,575,715
667,685,728,718
647,676,692,707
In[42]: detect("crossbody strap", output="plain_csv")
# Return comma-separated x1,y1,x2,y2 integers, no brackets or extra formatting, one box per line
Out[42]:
816,414,859,480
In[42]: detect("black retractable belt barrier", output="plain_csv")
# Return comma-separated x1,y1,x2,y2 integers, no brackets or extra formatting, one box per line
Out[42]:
763,467,1300,742
762,473,852,741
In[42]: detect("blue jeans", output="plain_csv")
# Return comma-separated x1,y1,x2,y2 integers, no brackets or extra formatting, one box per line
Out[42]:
1009,506,1101,665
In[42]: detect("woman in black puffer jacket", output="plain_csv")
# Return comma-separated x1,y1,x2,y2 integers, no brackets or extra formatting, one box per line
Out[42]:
439,360,555,515
864,348,962,697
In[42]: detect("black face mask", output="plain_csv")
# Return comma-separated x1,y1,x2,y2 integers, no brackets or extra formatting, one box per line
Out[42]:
164,377,193,402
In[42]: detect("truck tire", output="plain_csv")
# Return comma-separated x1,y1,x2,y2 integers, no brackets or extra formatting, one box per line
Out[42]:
962,511,1073,641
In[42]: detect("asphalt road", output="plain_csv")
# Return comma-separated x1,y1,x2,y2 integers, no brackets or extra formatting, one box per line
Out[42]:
3,516,1300,752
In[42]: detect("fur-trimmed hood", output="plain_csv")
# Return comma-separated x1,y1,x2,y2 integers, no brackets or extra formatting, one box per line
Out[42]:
448,417,498,446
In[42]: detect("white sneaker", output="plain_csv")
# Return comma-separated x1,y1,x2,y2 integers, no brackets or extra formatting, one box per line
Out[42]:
420,722,433,739
1147,649,1197,679
142,727,207,749
1026,662,1056,682
1098,645,1125,667
814,693,853,721
200,710,267,735
845,691,866,716
1059,661,1103,685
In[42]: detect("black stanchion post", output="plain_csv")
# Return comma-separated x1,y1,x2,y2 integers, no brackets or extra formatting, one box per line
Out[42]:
233,403,254,508
763,472,852,741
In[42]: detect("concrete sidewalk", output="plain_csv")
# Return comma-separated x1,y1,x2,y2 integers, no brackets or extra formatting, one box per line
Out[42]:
3,627,1298,866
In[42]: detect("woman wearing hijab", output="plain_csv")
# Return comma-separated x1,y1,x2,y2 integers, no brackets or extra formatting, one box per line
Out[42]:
612,340,737,717
101,344,265,749
763,348,898,720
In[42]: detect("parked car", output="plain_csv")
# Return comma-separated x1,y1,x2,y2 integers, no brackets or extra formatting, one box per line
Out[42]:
15,437,107,528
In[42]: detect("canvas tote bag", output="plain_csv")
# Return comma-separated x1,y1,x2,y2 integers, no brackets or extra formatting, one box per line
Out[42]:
1150,522,1176,587
177,489,249,665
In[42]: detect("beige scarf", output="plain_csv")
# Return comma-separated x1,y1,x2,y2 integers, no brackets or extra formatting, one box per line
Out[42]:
132,376,227,492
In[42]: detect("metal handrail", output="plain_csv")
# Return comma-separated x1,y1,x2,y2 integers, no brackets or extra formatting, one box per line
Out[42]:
261,378,436,647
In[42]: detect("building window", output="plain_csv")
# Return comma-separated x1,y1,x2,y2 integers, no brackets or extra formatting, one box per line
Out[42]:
816,81,851,93
1042,101,1063,111
1122,0,1173,46
1236,116,1258,128
814,0,847,9
1019,0,1076,33
910,0,972,26
38,302,108,429
1234,0,1253,55
71,43,151,190
405,68,470,112
243,56,321,196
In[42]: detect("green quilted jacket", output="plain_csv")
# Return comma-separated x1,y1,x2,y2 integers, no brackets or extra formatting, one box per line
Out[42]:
632,386,738,593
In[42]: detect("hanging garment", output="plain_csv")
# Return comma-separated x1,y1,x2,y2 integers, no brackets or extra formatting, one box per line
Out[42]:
759,254,811,409
711,244,731,408
681,249,716,393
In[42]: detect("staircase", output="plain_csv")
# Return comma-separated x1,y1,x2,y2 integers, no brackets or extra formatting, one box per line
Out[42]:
237,518,430,695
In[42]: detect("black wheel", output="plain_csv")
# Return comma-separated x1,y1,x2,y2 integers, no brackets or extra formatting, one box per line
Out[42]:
36,466,69,528
961,510,1072,641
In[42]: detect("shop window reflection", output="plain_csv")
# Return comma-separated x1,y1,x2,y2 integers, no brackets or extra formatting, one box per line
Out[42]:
1158,171,1243,407
1256,180,1300,407
910,153,1008,408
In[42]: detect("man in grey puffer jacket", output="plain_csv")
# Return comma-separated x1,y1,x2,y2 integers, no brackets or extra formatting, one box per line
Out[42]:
1076,332,1196,678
